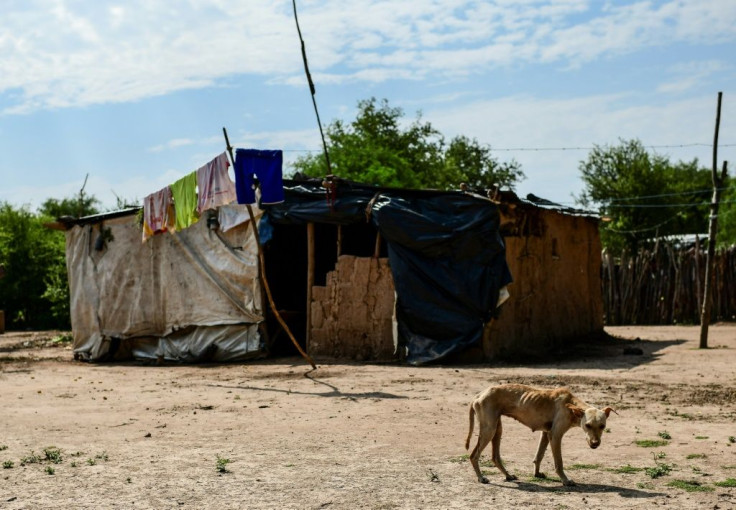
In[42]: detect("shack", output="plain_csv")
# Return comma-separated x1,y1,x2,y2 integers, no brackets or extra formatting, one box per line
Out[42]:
60,178,601,364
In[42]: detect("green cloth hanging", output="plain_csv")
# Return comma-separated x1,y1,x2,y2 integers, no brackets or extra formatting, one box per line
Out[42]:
170,171,199,230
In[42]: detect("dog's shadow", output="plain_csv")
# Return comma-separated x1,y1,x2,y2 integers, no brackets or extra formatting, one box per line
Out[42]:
501,479,664,499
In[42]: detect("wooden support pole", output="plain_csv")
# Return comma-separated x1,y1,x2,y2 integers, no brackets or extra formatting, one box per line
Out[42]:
306,222,315,354
222,127,316,369
699,92,724,349
337,224,342,257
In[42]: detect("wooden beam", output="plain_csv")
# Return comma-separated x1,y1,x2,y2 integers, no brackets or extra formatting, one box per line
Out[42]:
306,222,315,354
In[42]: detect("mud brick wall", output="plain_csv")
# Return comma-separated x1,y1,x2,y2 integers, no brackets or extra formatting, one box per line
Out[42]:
309,255,395,361
486,209,603,359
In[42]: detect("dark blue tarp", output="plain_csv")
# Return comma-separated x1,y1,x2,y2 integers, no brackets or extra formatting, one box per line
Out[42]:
264,179,512,365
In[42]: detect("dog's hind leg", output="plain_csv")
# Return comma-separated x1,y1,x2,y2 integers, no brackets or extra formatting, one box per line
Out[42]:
533,432,549,478
491,418,517,481
469,403,496,484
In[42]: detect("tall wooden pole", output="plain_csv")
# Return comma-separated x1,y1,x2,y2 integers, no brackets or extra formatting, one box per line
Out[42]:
222,128,316,369
699,92,725,349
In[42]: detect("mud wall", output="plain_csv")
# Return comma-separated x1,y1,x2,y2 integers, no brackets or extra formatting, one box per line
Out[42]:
307,209,603,362
309,255,395,361
485,209,603,359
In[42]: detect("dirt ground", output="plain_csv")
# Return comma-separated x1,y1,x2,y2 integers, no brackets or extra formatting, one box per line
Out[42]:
1,325,736,510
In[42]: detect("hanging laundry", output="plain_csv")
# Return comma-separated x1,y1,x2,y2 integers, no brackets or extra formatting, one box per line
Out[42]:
233,149,285,205
170,170,199,230
142,186,174,242
196,152,237,213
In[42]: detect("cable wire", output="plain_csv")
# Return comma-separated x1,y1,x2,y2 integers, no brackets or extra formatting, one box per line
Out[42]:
292,0,332,176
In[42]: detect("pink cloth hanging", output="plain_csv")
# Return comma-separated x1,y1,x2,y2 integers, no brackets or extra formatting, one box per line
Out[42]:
142,186,174,241
197,152,236,213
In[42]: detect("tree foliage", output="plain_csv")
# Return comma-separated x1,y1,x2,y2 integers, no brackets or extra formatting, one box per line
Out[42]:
0,203,68,329
576,139,720,252
292,97,524,192
40,194,100,219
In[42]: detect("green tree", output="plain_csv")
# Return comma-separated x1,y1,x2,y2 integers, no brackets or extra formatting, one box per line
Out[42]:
39,195,99,218
292,97,524,191
576,139,716,252
716,180,736,249
0,203,68,329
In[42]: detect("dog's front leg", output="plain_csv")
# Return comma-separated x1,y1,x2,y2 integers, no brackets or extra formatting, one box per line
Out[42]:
533,431,549,478
549,433,575,486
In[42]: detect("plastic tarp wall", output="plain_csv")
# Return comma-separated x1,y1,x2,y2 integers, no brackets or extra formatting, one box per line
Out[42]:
65,206,264,362
266,180,512,365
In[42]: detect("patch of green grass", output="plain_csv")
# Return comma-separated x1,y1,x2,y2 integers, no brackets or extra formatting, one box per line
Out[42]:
215,454,231,473
0,445,8,451
637,482,654,489
51,333,73,344
714,478,736,488
667,480,714,492
658,431,672,440
729,436,735,444
686,453,707,460
70,461,77,467
449,454,469,463
655,452,667,459
45,466,55,475
609,464,644,474
645,463,672,479
87,458,96,466
3,460,13,469
695,436,709,440
529,475,562,484
569,464,600,470
94,451,108,462
635,439,669,448
43,447,63,464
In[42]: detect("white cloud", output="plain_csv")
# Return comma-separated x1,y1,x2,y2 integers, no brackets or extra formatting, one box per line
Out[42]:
658,60,731,94
148,138,195,153
1,0,734,113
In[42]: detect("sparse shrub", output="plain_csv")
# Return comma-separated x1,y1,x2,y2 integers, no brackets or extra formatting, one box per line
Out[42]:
43,446,63,464
216,454,231,473
20,451,41,465
658,431,672,440
45,466,55,475
645,463,672,479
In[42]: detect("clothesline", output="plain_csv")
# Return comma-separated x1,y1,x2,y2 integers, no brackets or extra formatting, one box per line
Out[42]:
142,149,284,242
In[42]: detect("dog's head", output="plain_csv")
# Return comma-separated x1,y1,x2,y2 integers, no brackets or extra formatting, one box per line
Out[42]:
567,405,616,449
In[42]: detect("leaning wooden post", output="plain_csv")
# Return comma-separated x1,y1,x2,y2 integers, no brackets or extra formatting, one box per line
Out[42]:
699,92,725,349
222,127,316,369
306,222,315,353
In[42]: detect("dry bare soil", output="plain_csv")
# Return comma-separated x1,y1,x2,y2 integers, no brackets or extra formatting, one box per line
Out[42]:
1,325,736,509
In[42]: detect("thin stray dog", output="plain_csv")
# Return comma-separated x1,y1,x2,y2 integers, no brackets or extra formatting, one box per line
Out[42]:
465,383,615,486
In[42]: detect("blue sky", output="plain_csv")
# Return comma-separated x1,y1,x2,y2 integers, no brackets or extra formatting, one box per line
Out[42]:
1,0,734,210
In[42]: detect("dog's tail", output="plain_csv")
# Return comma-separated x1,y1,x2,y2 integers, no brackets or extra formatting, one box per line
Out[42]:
465,403,475,450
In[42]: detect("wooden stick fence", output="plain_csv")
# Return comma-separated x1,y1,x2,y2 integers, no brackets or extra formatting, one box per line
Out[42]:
602,244,736,325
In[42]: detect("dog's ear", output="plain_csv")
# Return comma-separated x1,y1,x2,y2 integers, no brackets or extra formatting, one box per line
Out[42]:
602,406,617,418
566,404,585,419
